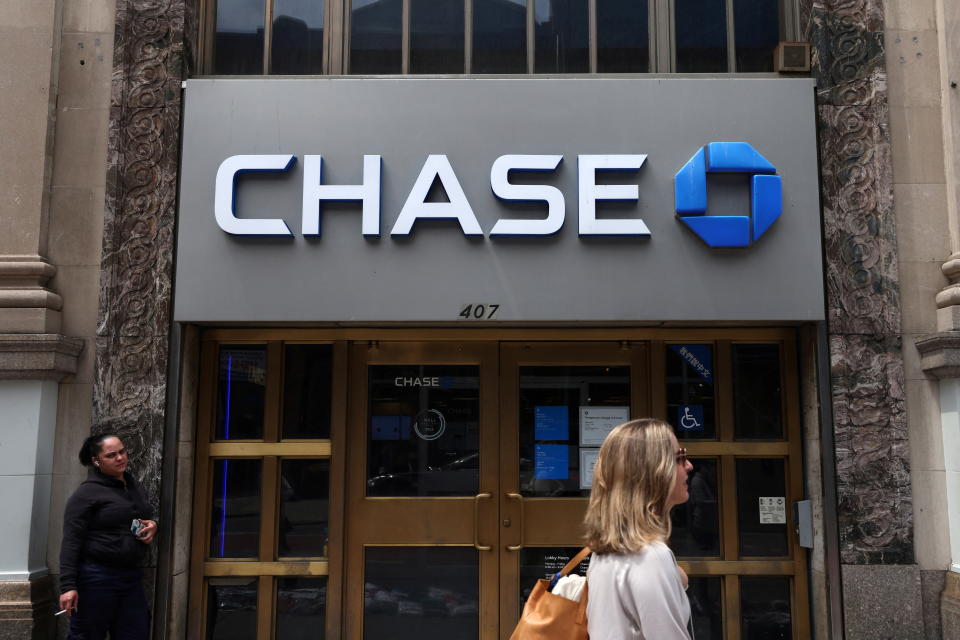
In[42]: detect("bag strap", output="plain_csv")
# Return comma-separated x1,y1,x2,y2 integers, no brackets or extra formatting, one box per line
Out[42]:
560,546,591,576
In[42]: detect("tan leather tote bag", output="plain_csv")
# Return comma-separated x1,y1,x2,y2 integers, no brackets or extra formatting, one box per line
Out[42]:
509,547,591,640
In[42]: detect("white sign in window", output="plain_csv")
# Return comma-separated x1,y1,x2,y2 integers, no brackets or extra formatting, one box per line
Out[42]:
759,497,787,524
579,406,630,446
579,448,601,490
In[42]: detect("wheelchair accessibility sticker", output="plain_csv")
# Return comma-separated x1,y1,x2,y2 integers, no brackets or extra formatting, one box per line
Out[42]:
678,405,704,432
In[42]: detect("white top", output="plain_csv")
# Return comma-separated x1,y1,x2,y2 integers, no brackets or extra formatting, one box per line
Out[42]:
586,542,693,640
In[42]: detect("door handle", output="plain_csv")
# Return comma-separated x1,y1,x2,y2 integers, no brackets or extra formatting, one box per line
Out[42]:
474,493,492,551
506,492,524,551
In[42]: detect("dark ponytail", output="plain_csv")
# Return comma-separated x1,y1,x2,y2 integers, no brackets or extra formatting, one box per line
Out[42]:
78,433,118,467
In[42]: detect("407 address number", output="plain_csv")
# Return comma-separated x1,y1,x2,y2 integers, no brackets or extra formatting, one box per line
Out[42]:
459,304,500,320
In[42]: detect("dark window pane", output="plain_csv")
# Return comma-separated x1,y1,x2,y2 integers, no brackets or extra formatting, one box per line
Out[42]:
688,577,723,639
350,0,402,73
733,344,783,439
271,0,325,74
364,547,478,638
736,459,788,557
367,366,480,497
519,366,630,497
279,459,329,557
207,579,258,639
519,547,589,610
216,346,266,440
473,0,527,73
277,577,327,639
411,0,465,73
597,0,648,72
734,0,779,72
666,344,716,440
675,0,727,72
741,577,792,639
534,0,588,73
214,0,265,74
210,459,262,558
670,458,719,557
283,344,332,439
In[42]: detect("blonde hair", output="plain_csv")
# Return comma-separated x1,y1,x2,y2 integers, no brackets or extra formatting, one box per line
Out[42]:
583,419,676,554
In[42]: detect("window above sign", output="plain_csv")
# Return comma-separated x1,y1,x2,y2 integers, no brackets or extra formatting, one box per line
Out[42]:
203,0,800,75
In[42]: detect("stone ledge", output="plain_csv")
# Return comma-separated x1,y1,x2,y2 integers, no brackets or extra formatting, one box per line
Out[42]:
0,334,84,380
915,332,960,378
0,576,56,639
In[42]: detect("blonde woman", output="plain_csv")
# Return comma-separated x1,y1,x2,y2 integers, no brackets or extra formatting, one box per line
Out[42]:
583,418,695,639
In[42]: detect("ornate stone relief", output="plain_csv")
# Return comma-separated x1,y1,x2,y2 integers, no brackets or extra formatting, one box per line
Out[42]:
95,0,191,512
810,0,912,564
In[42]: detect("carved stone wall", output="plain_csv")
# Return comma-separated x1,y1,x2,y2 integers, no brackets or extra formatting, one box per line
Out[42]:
95,0,191,515
809,0,913,565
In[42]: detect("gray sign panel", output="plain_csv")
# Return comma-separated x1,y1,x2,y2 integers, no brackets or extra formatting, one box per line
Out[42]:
175,78,823,322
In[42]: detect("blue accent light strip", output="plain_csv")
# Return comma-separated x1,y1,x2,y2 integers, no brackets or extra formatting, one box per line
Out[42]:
218,354,233,557
706,142,776,174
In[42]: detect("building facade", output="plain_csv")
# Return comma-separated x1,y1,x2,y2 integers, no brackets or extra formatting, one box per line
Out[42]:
1,0,959,638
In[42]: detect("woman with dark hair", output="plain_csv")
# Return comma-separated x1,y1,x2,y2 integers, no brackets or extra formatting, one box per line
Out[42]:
58,434,156,639
582,418,695,639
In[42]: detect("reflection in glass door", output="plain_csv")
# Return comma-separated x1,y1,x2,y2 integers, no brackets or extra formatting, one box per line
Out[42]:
344,343,500,640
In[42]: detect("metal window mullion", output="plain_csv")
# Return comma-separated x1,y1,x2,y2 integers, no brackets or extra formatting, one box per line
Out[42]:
203,0,217,73
340,0,352,73
527,0,535,73
658,0,673,73
465,0,472,73
256,575,274,640
725,0,734,72
325,0,338,73
647,0,656,73
263,0,275,74
402,0,411,73
588,0,597,73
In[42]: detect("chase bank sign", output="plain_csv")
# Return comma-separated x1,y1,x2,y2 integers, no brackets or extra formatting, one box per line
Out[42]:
215,142,782,247
174,78,823,323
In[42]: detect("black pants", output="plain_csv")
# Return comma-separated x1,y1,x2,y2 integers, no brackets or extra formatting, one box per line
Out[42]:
67,563,150,640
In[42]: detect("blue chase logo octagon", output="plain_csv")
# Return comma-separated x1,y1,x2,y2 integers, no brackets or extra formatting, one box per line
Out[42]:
674,142,782,248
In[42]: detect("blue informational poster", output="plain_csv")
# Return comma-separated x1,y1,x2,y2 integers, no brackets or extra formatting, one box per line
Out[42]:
535,406,569,441
535,444,569,479
371,415,412,440
677,405,705,432
669,344,713,383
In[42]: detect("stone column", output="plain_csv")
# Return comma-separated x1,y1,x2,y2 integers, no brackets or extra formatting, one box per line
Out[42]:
912,0,960,636
809,0,927,637
0,0,86,637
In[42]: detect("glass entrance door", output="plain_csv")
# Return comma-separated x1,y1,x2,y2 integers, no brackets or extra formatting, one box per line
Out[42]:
344,341,645,640
344,342,501,640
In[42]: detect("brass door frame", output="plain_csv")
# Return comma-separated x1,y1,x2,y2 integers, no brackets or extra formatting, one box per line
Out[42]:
343,341,501,640
651,337,809,640
189,328,809,639
188,339,348,640
497,341,650,637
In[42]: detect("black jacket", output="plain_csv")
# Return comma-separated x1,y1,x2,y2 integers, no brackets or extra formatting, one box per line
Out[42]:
59,469,154,593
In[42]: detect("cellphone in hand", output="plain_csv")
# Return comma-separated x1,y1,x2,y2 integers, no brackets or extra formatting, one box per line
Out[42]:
131,518,145,537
